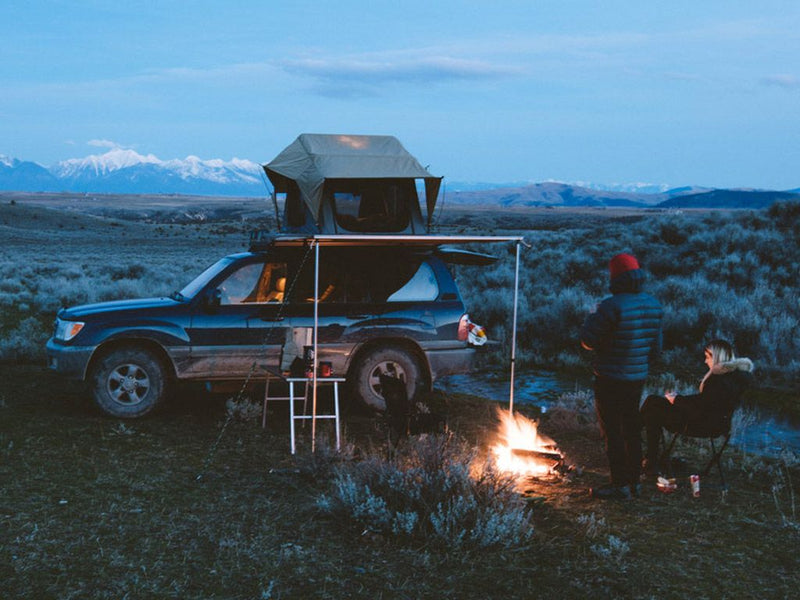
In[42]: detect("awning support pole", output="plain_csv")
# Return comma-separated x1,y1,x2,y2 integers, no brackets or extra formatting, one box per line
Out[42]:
312,240,320,452
509,241,521,414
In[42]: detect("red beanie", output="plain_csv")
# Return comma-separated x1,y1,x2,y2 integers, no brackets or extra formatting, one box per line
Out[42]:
609,253,640,279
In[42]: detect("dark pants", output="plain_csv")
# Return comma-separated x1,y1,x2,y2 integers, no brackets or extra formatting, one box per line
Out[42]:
640,394,687,461
594,376,645,487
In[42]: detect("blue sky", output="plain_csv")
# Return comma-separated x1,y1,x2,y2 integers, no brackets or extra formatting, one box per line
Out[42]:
2,1,799,189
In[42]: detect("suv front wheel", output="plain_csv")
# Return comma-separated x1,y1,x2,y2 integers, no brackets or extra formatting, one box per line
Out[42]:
352,346,424,411
91,347,168,418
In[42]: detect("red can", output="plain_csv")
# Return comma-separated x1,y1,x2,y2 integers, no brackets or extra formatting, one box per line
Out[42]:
690,474,700,497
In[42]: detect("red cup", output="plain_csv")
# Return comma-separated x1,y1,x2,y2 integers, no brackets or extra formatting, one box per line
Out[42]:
690,474,700,497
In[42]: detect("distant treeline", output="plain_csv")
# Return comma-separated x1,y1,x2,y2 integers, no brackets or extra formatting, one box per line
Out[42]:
448,202,799,389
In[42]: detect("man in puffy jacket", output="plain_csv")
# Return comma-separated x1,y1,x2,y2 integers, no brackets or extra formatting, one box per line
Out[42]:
580,253,663,500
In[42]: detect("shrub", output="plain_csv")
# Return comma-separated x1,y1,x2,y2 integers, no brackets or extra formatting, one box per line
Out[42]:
542,389,598,434
0,316,48,361
317,433,534,550
454,207,798,388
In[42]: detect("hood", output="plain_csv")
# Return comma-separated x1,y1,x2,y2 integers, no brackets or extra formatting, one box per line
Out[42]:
60,297,180,319
610,268,645,294
711,357,755,376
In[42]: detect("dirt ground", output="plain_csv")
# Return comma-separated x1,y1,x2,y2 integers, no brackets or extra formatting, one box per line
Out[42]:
2,363,799,599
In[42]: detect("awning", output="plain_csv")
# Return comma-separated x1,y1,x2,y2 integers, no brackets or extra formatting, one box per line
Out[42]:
294,233,527,450
268,234,524,247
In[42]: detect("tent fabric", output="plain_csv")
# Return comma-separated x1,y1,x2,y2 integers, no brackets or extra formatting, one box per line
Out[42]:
264,134,442,223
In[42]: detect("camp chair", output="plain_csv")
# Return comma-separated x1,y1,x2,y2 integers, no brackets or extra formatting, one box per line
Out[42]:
659,413,734,490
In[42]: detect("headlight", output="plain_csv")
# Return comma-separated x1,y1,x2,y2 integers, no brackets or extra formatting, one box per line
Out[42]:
54,318,85,341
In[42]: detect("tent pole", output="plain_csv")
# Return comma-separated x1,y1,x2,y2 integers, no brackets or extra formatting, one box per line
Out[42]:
509,241,521,414
312,240,320,452
272,189,281,232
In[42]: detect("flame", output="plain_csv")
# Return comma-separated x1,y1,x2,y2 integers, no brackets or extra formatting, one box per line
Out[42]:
492,408,561,477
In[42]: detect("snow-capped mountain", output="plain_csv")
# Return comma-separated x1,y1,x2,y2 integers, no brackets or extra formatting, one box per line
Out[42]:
1,149,267,196
50,148,163,177
565,180,672,195
1,154,60,191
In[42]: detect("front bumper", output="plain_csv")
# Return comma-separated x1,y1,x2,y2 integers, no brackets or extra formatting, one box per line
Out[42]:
46,338,96,380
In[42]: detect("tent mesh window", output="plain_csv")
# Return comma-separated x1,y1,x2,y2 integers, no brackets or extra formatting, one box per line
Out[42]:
328,179,414,233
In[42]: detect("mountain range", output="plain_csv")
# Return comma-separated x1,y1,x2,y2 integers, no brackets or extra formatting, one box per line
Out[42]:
444,181,800,209
1,149,267,197
2,150,799,208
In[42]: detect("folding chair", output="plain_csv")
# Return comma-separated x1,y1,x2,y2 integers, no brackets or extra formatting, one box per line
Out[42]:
659,414,733,490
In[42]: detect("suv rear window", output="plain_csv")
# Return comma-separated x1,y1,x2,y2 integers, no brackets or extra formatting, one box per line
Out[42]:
387,262,438,301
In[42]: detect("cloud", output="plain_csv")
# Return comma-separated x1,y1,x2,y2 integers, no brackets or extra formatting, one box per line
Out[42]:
761,74,800,89
662,72,705,82
278,55,522,96
88,139,126,150
137,62,279,84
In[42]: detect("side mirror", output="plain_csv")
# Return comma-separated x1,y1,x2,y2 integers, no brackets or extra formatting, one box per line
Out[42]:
203,288,222,311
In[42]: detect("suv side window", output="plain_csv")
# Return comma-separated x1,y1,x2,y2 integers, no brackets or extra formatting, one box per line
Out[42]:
283,250,440,304
219,262,287,305
387,261,439,302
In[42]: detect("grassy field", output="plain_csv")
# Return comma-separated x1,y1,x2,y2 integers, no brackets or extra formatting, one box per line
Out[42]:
2,364,798,599
4,193,798,392
1,194,799,598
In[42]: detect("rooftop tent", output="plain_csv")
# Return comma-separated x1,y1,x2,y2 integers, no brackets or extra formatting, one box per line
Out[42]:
263,134,442,234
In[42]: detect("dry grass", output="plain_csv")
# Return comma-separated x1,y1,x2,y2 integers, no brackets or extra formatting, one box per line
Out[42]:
2,195,799,598
2,364,799,599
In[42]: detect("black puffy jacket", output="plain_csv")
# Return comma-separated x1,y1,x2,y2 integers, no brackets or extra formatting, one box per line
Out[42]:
580,269,663,381
674,358,754,431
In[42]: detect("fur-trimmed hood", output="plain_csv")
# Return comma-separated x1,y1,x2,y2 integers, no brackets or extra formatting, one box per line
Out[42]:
712,357,755,375
699,357,754,392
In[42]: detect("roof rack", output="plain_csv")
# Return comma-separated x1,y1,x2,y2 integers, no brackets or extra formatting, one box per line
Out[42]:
249,229,523,251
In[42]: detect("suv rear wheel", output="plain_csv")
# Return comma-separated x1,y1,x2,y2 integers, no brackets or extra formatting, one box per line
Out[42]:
352,346,424,411
91,348,168,418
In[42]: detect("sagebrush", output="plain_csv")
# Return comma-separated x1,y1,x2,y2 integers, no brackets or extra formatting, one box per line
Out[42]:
317,432,534,550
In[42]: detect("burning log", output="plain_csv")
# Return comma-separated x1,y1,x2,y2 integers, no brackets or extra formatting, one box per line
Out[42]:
510,448,562,462
493,407,567,477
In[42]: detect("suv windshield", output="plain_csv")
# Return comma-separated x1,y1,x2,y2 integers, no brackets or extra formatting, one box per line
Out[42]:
178,257,236,299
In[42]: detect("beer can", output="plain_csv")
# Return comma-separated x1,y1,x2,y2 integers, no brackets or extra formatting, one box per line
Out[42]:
690,474,700,497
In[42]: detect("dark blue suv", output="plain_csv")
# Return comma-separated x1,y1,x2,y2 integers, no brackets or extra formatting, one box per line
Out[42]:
46,244,483,418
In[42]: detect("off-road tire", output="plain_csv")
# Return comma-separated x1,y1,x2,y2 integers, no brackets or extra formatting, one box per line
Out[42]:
91,347,168,418
352,346,424,411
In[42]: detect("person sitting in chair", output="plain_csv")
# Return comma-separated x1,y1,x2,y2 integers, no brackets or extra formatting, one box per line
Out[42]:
640,339,754,476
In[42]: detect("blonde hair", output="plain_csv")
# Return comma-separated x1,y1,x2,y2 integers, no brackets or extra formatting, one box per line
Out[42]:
706,339,734,366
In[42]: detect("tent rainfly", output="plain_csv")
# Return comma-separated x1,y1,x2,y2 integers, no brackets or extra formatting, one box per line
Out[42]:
263,134,442,235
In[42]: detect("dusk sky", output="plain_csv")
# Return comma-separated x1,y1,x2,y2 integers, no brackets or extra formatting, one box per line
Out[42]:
2,1,799,190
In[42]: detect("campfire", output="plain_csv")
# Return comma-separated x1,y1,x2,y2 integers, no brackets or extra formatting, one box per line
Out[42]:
492,408,563,477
